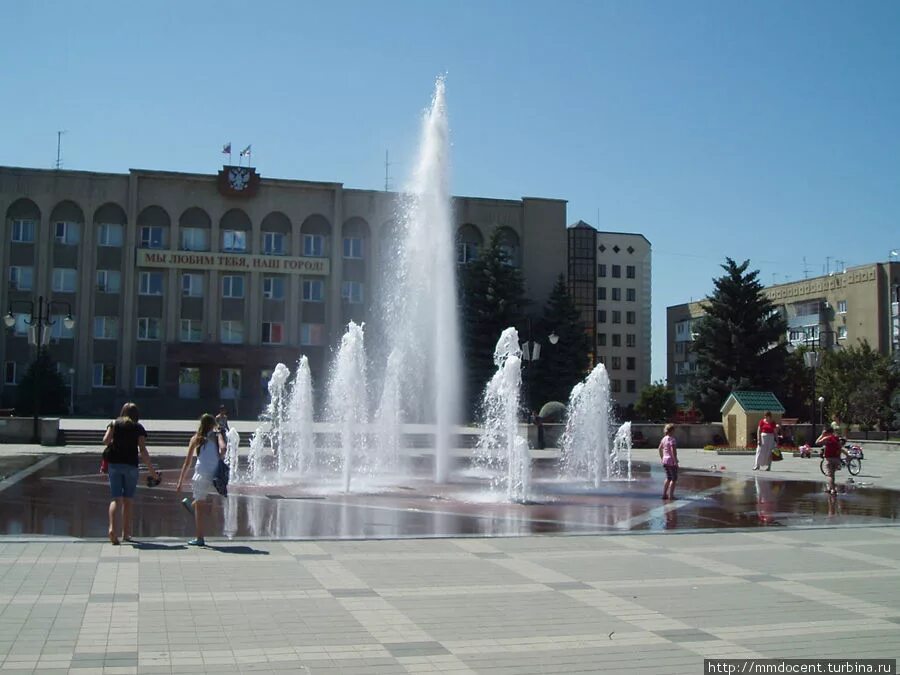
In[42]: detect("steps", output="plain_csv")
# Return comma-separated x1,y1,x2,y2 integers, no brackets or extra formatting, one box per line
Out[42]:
62,429,195,447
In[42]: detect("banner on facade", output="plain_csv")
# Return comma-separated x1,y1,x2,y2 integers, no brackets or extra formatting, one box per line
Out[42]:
137,250,329,275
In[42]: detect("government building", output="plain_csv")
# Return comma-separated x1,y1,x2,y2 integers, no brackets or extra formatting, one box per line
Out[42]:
1,164,567,418
667,262,900,406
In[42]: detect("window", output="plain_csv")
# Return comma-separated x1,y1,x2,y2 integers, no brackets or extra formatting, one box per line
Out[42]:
457,242,479,264
597,310,607,324
92,364,116,388
96,270,121,293
11,219,35,243
135,365,159,388
263,232,286,255
597,333,607,347
261,322,284,344
626,333,636,348
137,317,161,341
220,368,241,399
140,226,165,249
263,277,285,300
50,315,74,340
97,223,123,247
9,266,33,291
302,279,324,302
182,273,203,297
611,356,621,370
343,237,363,259
626,288,636,302
52,268,77,293
838,326,848,339
612,288,621,301
181,227,209,251
138,271,163,296
598,264,607,278
612,264,621,278
180,319,202,342
626,380,636,393
626,265,636,279
612,334,621,347
93,316,119,340
837,300,847,314
612,311,621,324
611,379,622,393
303,234,325,257
341,281,364,304
54,221,81,245
597,287,606,301
11,314,28,336
626,357,636,370
222,230,247,252
626,311,636,324
220,320,244,344
222,275,245,299
4,362,17,385
300,323,326,346
179,367,200,399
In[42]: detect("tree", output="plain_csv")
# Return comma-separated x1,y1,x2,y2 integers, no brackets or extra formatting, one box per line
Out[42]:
16,349,69,416
528,274,590,411
688,258,787,420
459,229,528,416
635,381,677,423
817,342,898,429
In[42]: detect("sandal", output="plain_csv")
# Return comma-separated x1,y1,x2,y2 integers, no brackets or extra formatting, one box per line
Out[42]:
108,530,120,546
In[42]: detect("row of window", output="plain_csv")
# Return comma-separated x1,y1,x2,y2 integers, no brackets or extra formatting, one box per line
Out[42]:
597,333,638,348
9,220,365,259
597,355,637,371
598,264,636,279
597,287,638,302
13,267,363,303
597,310,637,324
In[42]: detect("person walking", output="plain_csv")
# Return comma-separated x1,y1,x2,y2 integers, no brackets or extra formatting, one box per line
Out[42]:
215,405,230,433
754,411,778,471
102,402,160,545
175,414,226,546
817,425,847,495
658,423,678,500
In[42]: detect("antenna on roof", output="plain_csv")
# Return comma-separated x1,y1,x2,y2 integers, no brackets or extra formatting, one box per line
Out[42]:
825,256,832,276
55,130,67,169
802,257,810,279
384,149,392,191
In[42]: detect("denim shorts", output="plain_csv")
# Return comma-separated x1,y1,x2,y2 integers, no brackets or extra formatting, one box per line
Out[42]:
108,464,140,498
664,464,679,481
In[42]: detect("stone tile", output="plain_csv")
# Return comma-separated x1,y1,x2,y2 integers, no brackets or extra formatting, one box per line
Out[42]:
383,641,450,657
545,581,592,591
741,574,779,583
328,589,378,598
654,628,718,642
471,552,510,560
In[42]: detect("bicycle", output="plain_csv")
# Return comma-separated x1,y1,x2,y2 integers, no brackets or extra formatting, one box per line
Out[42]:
819,444,863,477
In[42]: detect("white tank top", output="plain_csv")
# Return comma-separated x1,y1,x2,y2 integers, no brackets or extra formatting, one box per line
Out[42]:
194,432,220,478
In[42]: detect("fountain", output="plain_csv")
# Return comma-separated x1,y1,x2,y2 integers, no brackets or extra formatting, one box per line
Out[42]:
475,327,530,502
282,356,315,475
559,363,632,487
247,362,291,483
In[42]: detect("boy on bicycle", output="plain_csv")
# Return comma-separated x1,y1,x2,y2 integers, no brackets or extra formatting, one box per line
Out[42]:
816,426,847,495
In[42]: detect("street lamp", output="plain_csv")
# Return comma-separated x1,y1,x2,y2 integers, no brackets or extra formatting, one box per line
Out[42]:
520,318,558,411
69,367,76,415
4,295,75,444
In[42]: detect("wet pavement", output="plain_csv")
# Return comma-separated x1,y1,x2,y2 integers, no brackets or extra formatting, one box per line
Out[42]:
0,454,898,540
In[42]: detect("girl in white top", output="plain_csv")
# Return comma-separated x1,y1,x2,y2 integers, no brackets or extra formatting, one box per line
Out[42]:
176,413,226,546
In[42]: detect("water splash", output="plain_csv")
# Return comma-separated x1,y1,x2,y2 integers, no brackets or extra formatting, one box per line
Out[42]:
610,421,633,481
326,322,368,493
475,327,530,502
247,363,291,482
224,427,241,481
282,356,315,475
378,75,460,483
560,363,612,487
373,349,404,474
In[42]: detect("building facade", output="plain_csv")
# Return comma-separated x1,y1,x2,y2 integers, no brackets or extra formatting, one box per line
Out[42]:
667,262,900,405
1,165,567,418
568,222,652,408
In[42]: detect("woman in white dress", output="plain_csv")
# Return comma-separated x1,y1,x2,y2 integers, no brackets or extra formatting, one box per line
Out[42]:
176,414,226,546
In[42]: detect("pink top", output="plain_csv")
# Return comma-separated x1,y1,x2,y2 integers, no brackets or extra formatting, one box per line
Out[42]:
659,435,677,466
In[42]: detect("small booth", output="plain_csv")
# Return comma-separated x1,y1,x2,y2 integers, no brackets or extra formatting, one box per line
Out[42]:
720,391,785,448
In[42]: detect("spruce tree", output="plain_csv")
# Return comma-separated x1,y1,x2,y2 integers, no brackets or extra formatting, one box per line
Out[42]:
459,229,527,417
16,349,69,416
688,258,787,420
529,274,590,410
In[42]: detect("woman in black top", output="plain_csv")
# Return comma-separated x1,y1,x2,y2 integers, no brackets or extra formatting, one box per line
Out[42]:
102,402,160,545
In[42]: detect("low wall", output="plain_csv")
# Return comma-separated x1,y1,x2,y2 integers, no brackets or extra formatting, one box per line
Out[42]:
0,417,61,445
526,422,726,449
857,440,900,452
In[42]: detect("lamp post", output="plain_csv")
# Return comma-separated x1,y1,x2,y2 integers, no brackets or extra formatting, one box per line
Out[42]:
4,296,75,444
520,317,559,412
69,367,76,415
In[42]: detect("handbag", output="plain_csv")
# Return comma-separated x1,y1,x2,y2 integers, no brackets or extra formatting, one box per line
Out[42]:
771,447,783,462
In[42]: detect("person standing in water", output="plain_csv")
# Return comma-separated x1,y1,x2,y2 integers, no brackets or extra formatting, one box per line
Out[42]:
658,423,678,500
175,414,226,546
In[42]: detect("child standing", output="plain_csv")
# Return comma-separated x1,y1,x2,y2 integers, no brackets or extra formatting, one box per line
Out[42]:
658,423,678,500
176,414,226,546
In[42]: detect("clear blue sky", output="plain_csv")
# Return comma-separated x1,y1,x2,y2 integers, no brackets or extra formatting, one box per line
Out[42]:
3,0,899,383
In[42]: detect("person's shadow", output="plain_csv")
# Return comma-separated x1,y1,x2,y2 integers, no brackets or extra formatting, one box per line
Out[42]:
129,541,187,551
206,544,270,555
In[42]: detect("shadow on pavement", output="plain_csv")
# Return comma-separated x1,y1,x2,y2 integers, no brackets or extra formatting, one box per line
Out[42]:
206,544,270,555
129,541,187,551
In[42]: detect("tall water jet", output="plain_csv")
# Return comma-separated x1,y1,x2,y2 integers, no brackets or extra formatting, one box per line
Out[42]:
374,349,404,473
326,321,368,493
379,76,460,483
475,328,530,502
610,421,633,481
224,427,241,481
282,355,315,474
560,363,611,487
246,363,291,482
